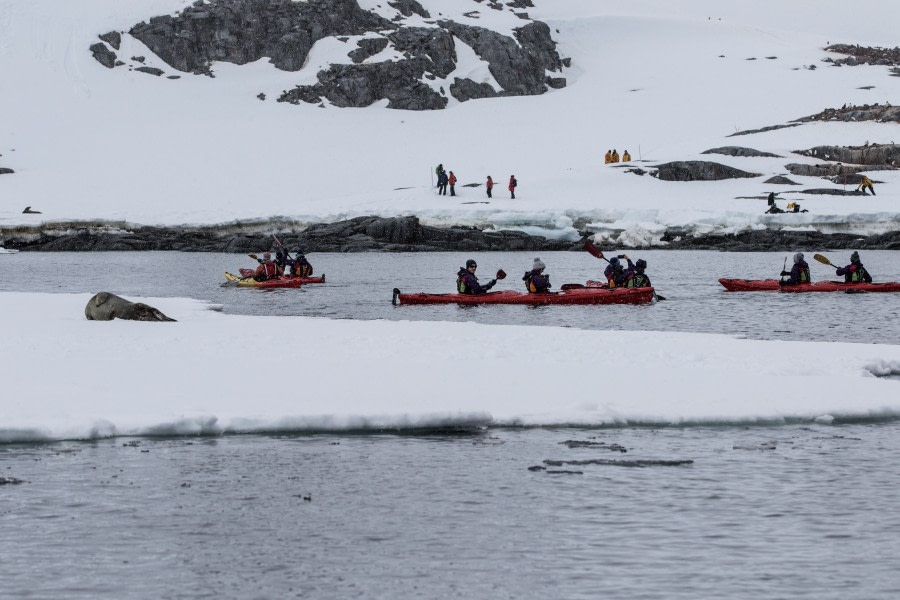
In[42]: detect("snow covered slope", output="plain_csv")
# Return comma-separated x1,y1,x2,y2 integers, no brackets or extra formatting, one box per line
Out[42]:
1,0,899,243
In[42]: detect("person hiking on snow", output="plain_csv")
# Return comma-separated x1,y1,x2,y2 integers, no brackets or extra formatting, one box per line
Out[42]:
486,175,494,198
448,171,457,197
836,251,873,283
437,169,449,196
523,257,551,293
623,258,652,288
457,259,497,294
603,255,627,288
857,175,875,195
779,252,810,286
254,252,279,281
291,252,313,277
508,175,517,199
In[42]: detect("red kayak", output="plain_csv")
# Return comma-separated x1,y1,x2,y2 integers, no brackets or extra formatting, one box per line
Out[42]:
238,268,325,284
224,272,302,288
719,279,900,293
392,287,655,306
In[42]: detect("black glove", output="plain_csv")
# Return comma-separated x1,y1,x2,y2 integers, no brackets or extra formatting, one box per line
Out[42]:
780,270,788,277
489,279,497,286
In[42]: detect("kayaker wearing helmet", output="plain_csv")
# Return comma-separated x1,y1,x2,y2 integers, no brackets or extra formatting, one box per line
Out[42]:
523,257,551,293
623,258,652,288
779,252,811,286
291,252,313,277
273,250,288,277
457,259,497,294
835,251,873,283
254,252,278,281
604,255,627,288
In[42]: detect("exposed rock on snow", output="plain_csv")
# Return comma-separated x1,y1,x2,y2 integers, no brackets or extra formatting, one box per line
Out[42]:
764,175,800,185
825,44,900,68
98,31,121,51
702,146,782,158
89,43,117,69
793,143,900,167
651,161,760,181
113,0,564,109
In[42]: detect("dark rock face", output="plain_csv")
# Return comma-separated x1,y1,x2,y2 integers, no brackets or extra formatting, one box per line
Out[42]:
89,43,117,69
651,161,760,181
135,66,165,76
130,0,391,74
783,162,894,178
85,292,176,322
825,44,900,67
99,31,122,50
0,168,14,175
793,103,900,125
119,0,564,109
793,144,900,167
763,175,799,185
702,146,782,158
2,216,577,253
728,123,801,137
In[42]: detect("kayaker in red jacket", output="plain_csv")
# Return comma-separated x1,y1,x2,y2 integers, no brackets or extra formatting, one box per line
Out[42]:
457,259,496,294
523,257,551,293
254,252,278,281
835,251,873,283
779,252,810,286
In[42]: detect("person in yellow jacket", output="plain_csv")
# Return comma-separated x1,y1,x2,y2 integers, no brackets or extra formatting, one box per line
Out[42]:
604,150,612,164
622,149,631,162
611,149,620,163
857,175,875,196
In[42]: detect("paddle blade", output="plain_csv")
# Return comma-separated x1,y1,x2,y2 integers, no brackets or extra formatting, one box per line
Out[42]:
583,239,604,260
248,253,258,260
496,269,507,280
813,253,833,266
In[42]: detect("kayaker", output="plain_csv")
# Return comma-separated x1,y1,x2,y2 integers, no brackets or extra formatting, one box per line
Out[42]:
604,256,627,288
291,252,313,277
274,250,289,276
779,252,811,286
523,257,551,293
254,252,279,281
457,259,497,294
836,251,873,283
623,258,652,288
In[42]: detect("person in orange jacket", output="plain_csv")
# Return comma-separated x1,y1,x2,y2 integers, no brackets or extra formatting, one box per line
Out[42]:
486,175,494,198
509,175,518,199
448,171,457,196
611,149,620,163
604,150,612,164
622,149,631,162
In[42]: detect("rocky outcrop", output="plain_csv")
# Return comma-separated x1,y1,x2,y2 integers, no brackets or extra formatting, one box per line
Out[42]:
728,123,800,137
113,0,564,109
651,161,760,181
85,292,176,322
1,216,576,253
89,43,117,69
784,163,894,178
824,44,900,67
0,168,14,175
702,146,782,158
763,175,799,185
793,103,900,125
793,144,900,167
99,31,121,50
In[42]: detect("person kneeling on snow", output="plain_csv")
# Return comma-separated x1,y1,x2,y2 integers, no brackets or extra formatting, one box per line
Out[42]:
291,252,313,277
457,259,496,294
523,257,551,293
836,251,873,283
779,252,810,286
604,256,627,288
254,252,279,281
623,258,652,288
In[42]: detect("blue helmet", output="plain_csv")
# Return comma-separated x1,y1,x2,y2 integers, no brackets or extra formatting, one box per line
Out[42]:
609,257,619,265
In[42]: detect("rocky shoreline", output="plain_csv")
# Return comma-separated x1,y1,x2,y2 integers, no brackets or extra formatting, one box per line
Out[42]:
3,216,900,253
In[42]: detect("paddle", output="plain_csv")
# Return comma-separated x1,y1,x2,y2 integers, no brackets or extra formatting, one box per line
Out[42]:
221,271,252,287
813,253,839,270
584,240,665,300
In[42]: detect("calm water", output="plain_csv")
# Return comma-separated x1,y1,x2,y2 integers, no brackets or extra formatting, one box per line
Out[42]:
1,249,899,343
2,250,899,598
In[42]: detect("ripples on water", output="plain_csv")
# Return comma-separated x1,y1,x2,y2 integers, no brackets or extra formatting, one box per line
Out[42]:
2,425,900,599
1,250,899,343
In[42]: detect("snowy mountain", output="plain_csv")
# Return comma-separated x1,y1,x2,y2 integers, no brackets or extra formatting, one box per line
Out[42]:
1,0,899,245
